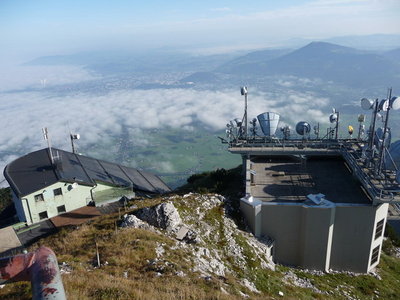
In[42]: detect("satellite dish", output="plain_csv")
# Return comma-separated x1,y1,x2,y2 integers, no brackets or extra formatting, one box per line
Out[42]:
234,118,242,127
296,121,311,136
257,112,280,136
379,99,389,111
329,113,338,123
361,98,374,110
390,96,400,110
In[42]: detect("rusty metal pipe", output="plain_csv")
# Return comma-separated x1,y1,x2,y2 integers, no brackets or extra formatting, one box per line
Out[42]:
0,246,66,300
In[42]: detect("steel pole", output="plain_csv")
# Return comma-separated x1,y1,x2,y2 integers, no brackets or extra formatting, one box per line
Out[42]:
0,247,66,300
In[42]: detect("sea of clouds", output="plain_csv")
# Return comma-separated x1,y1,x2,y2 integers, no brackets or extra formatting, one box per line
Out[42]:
0,65,332,184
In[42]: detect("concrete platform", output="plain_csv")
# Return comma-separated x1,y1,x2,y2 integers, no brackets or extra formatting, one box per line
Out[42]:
250,156,370,204
0,226,22,253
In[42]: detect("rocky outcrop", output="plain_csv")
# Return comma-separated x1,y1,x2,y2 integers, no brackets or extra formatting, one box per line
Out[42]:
136,202,182,232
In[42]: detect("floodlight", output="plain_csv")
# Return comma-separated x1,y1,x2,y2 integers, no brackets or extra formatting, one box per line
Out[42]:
241,86,248,95
348,125,354,135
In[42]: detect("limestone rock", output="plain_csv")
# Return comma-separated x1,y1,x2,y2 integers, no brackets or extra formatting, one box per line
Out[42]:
136,202,182,232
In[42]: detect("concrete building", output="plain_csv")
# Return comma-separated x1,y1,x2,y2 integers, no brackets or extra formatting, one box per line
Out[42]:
239,155,388,273
4,148,170,225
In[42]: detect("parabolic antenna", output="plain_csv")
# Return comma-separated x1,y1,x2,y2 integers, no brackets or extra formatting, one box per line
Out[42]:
329,113,338,123
385,140,400,171
361,98,374,110
296,121,311,136
234,118,242,127
379,99,389,112
257,112,280,136
390,96,400,110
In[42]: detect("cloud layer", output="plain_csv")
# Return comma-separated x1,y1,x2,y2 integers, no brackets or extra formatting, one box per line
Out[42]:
0,80,331,182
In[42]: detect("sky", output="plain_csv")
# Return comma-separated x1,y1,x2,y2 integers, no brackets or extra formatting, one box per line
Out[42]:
1,0,400,62
0,0,399,186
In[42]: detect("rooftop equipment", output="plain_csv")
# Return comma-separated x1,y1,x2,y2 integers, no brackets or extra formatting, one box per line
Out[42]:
295,121,311,136
257,112,280,136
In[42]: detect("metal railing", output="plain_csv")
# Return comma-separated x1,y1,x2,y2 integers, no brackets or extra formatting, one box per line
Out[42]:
340,144,400,204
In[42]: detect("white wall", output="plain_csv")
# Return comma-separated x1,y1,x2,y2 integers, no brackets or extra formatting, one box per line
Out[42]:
19,182,93,225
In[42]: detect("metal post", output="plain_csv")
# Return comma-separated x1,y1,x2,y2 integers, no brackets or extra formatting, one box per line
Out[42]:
0,247,66,300
378,88,392,174
244,92,248,140
70,134,76,154
335,112,340,140
369,99,379,151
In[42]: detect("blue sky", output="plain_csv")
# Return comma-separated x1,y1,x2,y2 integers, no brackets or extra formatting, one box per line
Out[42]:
1,0,400,62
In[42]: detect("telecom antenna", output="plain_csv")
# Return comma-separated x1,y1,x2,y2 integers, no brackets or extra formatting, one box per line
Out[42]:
70,133,80,154
241,86,248,139
378,88,392,174
42,127,54,165
357,114,366,140
329,108,340,140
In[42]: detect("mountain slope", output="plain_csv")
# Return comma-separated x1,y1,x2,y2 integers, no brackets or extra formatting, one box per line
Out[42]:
208,42,400,87
216,48,291,74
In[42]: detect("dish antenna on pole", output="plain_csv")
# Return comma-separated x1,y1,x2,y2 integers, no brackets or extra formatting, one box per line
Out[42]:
70,133,80,154
42,127,54,165
240,87,248,139
295,121,311,136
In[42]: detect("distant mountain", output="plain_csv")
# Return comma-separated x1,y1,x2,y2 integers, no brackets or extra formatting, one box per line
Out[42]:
208,42,400,87
181,72,219,84
324,34,400,51
25,51,240,75
383,48,400,62
216,48,291,73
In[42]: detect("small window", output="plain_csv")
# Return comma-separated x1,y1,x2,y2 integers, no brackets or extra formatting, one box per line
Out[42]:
38,211,48,220
375,219,384,240
370,245,380,265
53,188,63,197
57,205,66,214
34,194,44,202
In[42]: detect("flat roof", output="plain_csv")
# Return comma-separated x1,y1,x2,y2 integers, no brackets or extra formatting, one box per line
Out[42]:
250,156,370,204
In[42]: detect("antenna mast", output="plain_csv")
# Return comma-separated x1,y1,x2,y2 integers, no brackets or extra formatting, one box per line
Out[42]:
378,88,393,174
241,86,248,139
42,127,54,165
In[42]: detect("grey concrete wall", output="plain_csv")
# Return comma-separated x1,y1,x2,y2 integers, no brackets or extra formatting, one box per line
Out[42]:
240,201,257,233
241,198,388,273
261,204,303,266
300,206,335,271
328,205,376,273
